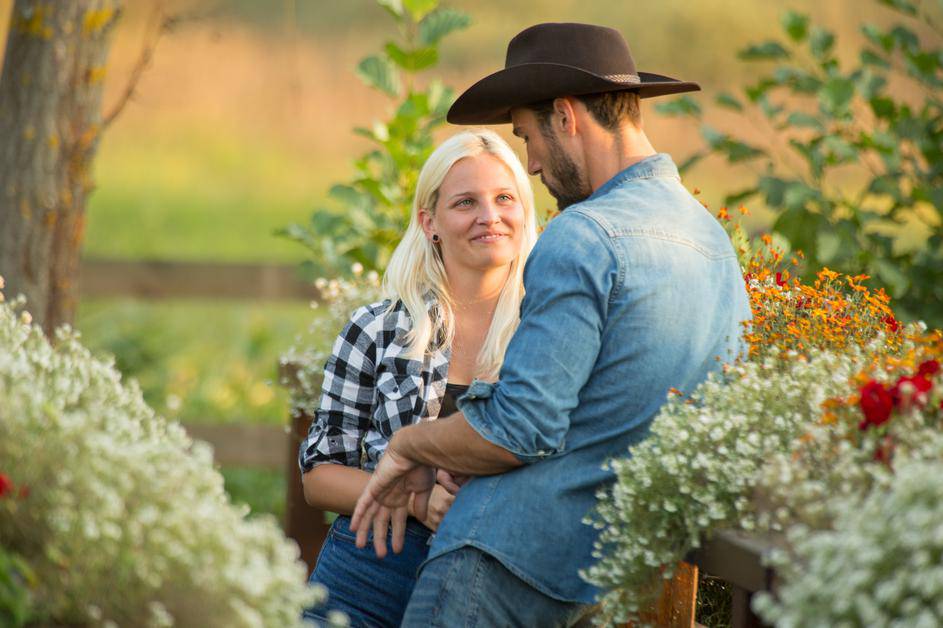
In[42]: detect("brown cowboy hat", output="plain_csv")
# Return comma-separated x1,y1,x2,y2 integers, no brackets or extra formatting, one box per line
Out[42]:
447,22,700,125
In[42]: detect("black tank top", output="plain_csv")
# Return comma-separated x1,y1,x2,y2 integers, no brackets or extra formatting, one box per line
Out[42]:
439,382,470,418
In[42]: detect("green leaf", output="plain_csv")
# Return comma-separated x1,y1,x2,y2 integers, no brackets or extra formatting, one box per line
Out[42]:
773,206,825,255
869,96,896,119
889,25,919,53
816,230,842,263
329,184,370,210
783,181,818,210
403,0,438,21
782,11,809,42
877,0,918,15
860,49,890,68
384,42,438,71
786,111,824,130
809,27,835,59
822,136,857,163
377,0,404,19
745,78,777,102
724,187,760,206
789,138,826,179
426,80,454,117
772,66,821,93
715,92,743,111
818,77,855,114
758,176,789,208
873,259,910,297
396,92,432,119
654,95,702,117
857,72,887,100
356,55,401,97
702,126,765,162
677,151,706,175
738,41,790,61
862,24,894,53
418,8,470,45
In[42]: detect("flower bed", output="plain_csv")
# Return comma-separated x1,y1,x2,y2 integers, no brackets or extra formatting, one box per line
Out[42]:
585,234,943,625
0,281,321,627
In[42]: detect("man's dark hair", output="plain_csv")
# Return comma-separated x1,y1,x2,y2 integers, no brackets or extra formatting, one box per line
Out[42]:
530,90,642,134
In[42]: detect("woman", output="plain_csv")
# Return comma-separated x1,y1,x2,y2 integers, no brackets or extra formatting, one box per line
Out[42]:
299,129,538,627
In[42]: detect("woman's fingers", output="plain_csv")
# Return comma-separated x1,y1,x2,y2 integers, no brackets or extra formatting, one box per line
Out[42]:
352,497,377,549
390,506,408,554
373,505,390,558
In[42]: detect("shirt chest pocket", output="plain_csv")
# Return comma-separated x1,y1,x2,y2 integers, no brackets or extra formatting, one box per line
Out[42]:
373,358,425,434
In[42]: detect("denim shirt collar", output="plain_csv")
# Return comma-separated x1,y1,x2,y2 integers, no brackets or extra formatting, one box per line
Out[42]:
585,153,679,203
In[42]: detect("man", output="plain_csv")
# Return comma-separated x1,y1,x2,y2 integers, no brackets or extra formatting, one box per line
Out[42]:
351,22,752,626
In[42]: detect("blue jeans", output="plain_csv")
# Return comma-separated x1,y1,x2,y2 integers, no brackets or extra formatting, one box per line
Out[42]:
303,515,431,628
401,546,592,627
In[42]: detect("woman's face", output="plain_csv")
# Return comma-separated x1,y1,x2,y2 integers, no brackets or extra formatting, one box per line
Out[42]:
421,153,526,275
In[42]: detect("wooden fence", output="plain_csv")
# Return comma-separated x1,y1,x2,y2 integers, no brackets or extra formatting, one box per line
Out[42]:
79,258,318,301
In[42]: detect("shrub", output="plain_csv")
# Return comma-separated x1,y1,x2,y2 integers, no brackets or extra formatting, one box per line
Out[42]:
0,285,321,626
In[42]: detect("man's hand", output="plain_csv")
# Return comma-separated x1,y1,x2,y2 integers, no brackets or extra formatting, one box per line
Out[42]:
350,445,434,558
436,469,471,495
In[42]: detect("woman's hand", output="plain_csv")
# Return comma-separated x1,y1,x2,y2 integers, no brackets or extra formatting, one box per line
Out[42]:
414,483,455,532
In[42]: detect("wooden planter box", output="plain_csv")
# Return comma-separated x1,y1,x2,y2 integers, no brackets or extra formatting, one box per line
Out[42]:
686,530,778,628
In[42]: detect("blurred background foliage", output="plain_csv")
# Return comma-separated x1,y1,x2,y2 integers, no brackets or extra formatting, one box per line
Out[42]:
658,0,942,326
0,0,935,522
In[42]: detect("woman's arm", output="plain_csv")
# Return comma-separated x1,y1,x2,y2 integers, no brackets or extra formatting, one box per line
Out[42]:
302,464,370,515
303,462,456,530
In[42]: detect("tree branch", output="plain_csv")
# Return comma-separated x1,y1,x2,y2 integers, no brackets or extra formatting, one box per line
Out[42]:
101,2,176,129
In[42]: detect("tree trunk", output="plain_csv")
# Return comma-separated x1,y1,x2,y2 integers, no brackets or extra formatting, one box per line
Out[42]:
0,0,121,335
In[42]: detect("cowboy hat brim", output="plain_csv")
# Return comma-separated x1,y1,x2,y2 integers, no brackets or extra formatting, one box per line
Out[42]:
447,62,700,125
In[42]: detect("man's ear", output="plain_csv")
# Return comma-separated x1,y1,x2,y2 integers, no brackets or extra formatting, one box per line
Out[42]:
552,97,579,137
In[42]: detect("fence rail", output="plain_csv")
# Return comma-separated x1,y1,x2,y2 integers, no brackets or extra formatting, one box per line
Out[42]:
182,422,287,469
79,258,319,301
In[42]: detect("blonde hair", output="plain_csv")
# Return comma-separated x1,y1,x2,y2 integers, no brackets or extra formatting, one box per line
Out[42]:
382,129,538,381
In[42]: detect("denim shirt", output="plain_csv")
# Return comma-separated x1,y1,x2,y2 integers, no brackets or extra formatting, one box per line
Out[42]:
426,154,752,603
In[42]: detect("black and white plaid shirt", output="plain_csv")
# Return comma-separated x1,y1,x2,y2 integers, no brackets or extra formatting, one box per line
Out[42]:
298,299,450,472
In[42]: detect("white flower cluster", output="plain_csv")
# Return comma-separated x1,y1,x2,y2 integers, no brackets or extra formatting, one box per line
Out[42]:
0,294,322,626
582,347,862,624
586,325,943,625
753,456,943,627
279,267,382,414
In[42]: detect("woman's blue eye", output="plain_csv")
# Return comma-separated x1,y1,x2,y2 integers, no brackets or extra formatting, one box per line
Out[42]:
498,194,513,202
455,198,473,207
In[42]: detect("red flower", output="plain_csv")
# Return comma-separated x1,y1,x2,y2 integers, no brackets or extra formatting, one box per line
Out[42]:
775,272,787,287
882,315,899,333
0,473,12,498
859,380,894,429
917,360,940,378
892,375,932,409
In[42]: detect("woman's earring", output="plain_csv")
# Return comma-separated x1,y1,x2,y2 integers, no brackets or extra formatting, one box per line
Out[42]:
432,234,440,243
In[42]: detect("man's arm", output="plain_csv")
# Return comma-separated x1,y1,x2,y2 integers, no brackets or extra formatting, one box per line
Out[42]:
392,411,523,475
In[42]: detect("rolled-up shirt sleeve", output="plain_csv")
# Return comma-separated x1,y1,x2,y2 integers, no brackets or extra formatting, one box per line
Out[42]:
298,306,378,472
457,212,616,464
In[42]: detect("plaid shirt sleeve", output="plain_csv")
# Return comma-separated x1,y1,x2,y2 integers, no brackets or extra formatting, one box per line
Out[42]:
298,305,379,472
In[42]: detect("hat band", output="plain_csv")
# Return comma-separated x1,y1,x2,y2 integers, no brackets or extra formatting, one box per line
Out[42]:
601,73,641,84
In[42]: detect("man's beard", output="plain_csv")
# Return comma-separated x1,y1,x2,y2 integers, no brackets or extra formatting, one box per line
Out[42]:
541,130,592,210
